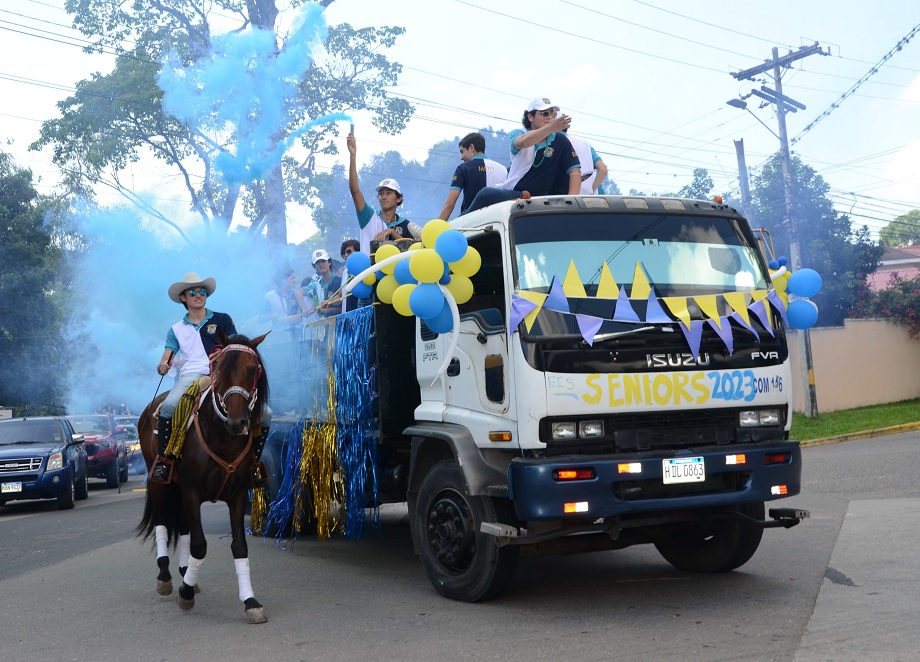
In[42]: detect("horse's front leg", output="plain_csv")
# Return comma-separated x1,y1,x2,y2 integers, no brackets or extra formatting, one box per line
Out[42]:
229,492,267,624
176,495,206,611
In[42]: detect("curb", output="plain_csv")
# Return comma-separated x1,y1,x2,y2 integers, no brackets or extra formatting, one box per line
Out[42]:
800,420,920,447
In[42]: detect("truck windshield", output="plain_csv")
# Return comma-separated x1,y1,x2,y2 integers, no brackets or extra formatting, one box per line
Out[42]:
512,212,768,297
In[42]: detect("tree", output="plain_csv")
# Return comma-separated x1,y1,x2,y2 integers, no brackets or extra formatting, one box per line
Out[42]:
677,168,714,200
0,153,69,415
879,210,920,247
751,154,883,326
34,1,413,249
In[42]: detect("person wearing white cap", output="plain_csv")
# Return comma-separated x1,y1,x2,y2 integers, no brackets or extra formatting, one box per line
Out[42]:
347,132,422,253
465,96,582,214
300,249,342,317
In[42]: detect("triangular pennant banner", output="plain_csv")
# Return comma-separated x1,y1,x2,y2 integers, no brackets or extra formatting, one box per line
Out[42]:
694,294,721,327
679,320,704,359
631,262,651,300
575,314,604,346
517,290,547,332
766,290,790,328
730,311,760,342
748,298,775,338
509,293,538,333
749,289,769,303
613,286,641,323
644,289,672,324
597,262,618,299
662,297,692,329
708,316,734,355
722,292,750,326
544,275,570,313
562,261,587,298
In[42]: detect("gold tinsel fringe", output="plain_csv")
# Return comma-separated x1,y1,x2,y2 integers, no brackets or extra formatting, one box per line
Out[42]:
164,380,202,457
249,486,268,535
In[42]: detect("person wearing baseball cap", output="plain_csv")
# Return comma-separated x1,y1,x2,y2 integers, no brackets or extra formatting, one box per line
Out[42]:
465,96,582,214
299,248,342,318
346,131,422,253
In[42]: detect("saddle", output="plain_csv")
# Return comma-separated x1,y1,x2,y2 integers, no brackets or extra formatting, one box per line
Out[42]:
153,376,211,457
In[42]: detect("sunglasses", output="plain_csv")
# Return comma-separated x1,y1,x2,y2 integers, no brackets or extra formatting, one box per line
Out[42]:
534,109,556,118
343,248,355,256
185,288,209,297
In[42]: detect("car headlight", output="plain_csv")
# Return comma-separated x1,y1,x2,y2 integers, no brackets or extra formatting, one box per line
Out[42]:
48,452,63,471
129,442,141,453
578,420,604,438
552,420,605,440
551,422,577,440
739,409,781,427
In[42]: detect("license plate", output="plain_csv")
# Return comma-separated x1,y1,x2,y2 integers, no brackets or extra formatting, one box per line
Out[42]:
1,482,23,493
662,457,705,484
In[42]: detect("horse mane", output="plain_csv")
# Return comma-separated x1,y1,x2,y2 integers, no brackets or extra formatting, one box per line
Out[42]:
220,333,270,419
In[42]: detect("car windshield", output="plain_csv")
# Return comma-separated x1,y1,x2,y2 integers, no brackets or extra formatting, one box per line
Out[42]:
66,416,111,435
513,211,768,297
0,421,63,444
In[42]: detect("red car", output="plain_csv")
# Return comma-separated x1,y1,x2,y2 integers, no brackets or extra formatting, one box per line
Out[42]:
65,414,129,488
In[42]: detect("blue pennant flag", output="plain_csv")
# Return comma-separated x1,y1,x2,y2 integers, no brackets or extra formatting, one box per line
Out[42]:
644,289,672,324
708,316,734,355
679,320,704,359
613,285,641,323
765,290,790,328
748,299,775,338
544,275,570,313
509,293,538,332
730,311,760,342
575,314,604,346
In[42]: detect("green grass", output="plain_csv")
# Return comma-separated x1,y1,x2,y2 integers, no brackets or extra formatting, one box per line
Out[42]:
791,398,920,440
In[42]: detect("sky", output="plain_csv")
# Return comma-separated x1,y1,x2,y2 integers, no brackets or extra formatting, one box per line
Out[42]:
2,0,919,244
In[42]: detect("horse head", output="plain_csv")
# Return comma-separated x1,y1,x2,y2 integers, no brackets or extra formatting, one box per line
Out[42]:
210,328,270,437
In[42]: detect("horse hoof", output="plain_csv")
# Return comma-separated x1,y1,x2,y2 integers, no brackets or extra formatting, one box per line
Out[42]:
194,583,201,594
157,580,173,596
246,607,268,624
176,593,195,610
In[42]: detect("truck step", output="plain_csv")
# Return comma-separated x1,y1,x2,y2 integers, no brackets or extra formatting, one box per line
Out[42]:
768,507,810,526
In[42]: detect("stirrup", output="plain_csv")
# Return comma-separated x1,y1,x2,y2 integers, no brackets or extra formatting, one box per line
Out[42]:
150,457,175,484
250,462,270,489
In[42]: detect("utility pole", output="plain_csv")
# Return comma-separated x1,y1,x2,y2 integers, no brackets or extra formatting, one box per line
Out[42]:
733,138,752,221
731,44,827,418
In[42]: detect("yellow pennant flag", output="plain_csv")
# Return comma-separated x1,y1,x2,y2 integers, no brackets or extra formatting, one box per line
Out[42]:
562,260,587,297
631,262,651,299
662,297,692,329
518,290,548,332
694,295,721,327
722,292,750,325
596,262,618,299
749,289,769,303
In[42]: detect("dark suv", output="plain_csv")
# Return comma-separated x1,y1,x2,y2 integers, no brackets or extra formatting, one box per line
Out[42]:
0,417,89,510
65,414,128,488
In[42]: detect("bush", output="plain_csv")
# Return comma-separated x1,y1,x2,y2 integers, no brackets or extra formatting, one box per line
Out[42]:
851,272,920,339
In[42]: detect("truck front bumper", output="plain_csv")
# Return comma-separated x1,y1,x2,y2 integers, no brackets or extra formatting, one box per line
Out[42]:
507,440,802,521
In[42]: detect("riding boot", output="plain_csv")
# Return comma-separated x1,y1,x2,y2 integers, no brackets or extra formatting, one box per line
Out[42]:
250,426,270,489
150,417,174,484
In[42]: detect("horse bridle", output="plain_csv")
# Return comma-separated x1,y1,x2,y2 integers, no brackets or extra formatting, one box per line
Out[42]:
209,343,262,425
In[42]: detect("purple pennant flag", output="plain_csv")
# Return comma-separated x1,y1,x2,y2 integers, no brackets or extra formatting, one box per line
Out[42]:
730,311,760,342
765,290,790,328
509,294,538,333
679,320,704,359
708,317,734,355
748,299,775,338
644,289,672,324
543,275,570,314
613,285,641,323
575,314,604,346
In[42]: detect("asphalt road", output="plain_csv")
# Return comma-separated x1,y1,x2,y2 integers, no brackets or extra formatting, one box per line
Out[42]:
1,432,918,662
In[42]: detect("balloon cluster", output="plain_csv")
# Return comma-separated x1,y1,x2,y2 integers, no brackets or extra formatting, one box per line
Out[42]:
343,219,481,334
768,256,823,330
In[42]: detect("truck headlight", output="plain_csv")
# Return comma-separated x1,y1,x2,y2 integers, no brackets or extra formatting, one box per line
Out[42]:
551,422,577,440
739,409,781,427
48,452,63,471
578,420,604,438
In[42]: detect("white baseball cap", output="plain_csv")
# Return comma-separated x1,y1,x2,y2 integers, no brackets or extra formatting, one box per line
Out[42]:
526,96,559,112
374,178,402,195
311,249,331,264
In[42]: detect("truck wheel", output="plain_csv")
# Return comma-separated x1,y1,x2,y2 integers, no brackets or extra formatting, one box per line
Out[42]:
654,501,765,573
75,468,89,500
57,475,76,510
414,460,520,602
104,460,119,488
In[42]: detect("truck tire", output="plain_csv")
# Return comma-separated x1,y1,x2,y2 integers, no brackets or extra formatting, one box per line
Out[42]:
57,475,76,510
104,460,119,488
414,460,520,602
75,468,89,500
654,501,765,573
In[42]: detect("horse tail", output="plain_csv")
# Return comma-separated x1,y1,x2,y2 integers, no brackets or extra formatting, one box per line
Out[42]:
136,482,184,547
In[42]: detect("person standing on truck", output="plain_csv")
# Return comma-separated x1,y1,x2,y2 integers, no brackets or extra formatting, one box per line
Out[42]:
303,249,342,318
347,132,422,253
261,267,299,341
464,96,581,214
437,132,508,220
563,127,608,194
339,239,364,313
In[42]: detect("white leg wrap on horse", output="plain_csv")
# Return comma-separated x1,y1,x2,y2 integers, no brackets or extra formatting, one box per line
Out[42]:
155,526,169,558
234,558,255,602
178,534,191,567
183,555,204,587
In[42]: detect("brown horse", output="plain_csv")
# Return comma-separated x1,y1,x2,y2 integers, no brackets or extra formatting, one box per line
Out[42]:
137,329,270,624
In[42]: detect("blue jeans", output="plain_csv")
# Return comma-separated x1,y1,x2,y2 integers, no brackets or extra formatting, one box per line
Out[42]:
464,187,522,215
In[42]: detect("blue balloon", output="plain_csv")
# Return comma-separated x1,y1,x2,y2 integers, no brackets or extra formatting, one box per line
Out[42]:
425,300,454,334
346,251,371,277
435,229,468,263
787,299,818,330
439,262,451,285
393,259,415,285
409,283,444,319
787,268,822,298
777,256,788,267
350,281,373,299
768,259,779,270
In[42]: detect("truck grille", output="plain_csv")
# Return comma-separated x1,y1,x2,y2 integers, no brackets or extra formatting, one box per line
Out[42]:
0,457,43,473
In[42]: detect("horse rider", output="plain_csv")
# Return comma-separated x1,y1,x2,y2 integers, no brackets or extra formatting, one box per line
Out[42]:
150,272,271,484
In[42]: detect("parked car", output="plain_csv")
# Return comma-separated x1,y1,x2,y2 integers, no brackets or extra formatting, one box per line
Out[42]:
65,414,128,488
0,417,89,510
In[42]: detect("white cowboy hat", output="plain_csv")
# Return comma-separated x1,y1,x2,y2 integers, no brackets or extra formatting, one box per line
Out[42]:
168,272,217,303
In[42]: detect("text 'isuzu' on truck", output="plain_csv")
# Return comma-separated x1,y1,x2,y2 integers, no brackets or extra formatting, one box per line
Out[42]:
258,194,809,602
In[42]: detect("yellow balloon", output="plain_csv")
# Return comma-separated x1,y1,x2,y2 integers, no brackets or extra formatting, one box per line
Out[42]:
375,274,399,304
410,248,444,284
773,272,790,292
392,283,416,316
445,274,473,305
362,272,377,285
407,241,423,251
421,219,452,249
450,246,482,278
374,243,401,275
